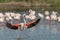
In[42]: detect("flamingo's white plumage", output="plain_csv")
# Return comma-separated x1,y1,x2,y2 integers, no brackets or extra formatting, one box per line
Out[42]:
58,16,60,22
5,12,11,17
38,13,44,24
29,9,32,13
29,10,36,20
50,13,57,25
52,11,58,15
10,12,15,18
38,13,44,19
0,13,4,18
50,14,57,20
46,16,50,20
45,11,49,16
14,13,21,20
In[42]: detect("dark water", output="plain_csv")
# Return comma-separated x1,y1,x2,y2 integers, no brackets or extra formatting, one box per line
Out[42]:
0,11,60,40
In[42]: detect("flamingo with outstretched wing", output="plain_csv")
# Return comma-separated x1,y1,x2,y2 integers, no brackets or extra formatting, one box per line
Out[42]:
6,18,40,30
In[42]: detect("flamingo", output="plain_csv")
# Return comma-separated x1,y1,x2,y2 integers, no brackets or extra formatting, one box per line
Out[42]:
14,13,21,20
23,13,36,22
58,16,60,22
23,14,30,20
29,9,32,13
24,10,36,21
14,13,21,23
5,15,13,24
29,10,35,16
5,16,12,21
45,11,49,16
0,13,4,18
50,11,58,33
52,11,58,15
0,13,4,22
50,14,57,25
0,13,5,27
28,10,36,30
29,15,36,20
10,12,15,18
38,13,44,24
4,12,14,23
0,13,5,39
22,13,27,29
45,15,50,25
22,13,36,30
44,15,51,30
29,10,36,20
5,12,11,17
0,17,4,23
45,11,50,25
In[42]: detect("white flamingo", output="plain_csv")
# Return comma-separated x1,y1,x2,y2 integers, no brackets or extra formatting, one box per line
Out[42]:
45,15,50,25
38,13,44,19
10,12,15,18
58,16,60,22
29,10,35,16
29,15,36,20
5,12,11,17
23,13,36,23
45,11,49,16
38,13,44,24
45,11,50,26
5,16,12,21
0,13,4,18
14,13,21,23
29,9,32,13
0,17,4,23
50,14,57,25
23,13,35,30
45,15,50,30
14,13,21,20
23,14,30,19
28,10,36,30
50,13,58,33
0,13,5,27
27,10,36,20
0,13,5,39
52,11,58,15
4,12,13,23
0,13,4,22
29,11,36,20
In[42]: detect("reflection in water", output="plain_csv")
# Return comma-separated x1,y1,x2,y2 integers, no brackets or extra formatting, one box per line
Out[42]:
51,26,57,33
45,19,50,31
57,22,60,33
46,25,50,31
17,27,22,40
39,25,44,30
30,27,36,31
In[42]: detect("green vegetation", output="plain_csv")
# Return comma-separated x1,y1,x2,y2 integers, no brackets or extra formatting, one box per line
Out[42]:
0,0,60,11
0,0,21,2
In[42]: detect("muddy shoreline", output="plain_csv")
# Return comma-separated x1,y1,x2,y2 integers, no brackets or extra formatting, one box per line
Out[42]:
0,2,58,12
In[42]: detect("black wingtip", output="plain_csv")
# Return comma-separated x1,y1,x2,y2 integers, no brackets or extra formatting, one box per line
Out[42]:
27,18,40,28
6,22,18,30
6,18,41,30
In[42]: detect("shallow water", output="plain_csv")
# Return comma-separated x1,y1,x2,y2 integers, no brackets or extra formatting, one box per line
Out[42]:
0,11,60,40
0,19,60,40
